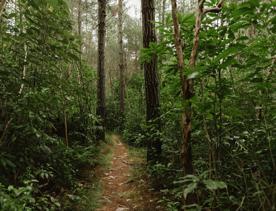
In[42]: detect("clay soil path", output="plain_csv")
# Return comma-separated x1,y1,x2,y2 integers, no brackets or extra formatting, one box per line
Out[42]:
97,134,131,211
97,134,164,211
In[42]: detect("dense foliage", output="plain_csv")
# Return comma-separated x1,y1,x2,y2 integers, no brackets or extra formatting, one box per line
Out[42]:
0,0,275,210
0,0,99,209
123,0,275,210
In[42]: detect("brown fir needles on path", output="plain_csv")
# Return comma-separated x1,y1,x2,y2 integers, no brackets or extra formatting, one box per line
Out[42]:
97,134,164,211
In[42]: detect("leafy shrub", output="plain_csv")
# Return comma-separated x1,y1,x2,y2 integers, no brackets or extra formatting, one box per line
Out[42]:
0,180,61,211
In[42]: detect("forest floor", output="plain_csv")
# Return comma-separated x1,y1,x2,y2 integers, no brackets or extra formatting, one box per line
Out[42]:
96,134,164,211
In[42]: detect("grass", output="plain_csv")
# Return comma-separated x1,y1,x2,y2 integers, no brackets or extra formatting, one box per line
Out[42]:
76,181,102,210
128,146,147,182
72,135,114,211
128,146,167,211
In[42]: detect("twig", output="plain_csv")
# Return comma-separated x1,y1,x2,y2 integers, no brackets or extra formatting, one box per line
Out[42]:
0,118,13,145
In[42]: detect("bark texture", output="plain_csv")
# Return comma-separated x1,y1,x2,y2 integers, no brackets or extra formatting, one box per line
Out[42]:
171,0,224,176
141,0,161,163
118,0,125,115
171,0,194,175
96,0,107,141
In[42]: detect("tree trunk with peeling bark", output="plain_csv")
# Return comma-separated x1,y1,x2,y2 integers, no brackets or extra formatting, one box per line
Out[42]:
171,0,224,176
171,0,194,175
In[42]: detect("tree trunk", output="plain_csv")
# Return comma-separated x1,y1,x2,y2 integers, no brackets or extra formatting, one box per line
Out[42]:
118,0,125,116
0,0,6,18
171,0,194,175
171,0,224,175
18,1,28,95
162,0,166,26
96,0,107,141
77,0,83,102
141,0,162,163
159,0,166,42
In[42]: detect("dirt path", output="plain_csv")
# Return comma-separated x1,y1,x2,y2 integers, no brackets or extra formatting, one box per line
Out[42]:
97,135,131,211
97,134,164,211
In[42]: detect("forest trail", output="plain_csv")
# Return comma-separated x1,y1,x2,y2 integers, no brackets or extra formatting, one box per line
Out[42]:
97,134,163,211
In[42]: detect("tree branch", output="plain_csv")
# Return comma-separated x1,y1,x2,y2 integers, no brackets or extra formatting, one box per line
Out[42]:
199,0,206,7
203,0,224,15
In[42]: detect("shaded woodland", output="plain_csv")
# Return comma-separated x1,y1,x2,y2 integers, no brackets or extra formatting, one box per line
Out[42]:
0,0,275,210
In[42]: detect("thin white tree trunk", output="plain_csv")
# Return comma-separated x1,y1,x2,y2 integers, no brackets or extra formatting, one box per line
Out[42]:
19,44,28,95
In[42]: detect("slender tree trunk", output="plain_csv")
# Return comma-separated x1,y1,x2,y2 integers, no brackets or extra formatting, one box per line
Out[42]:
96,0,107,141
77,0,83,107
77,0,91,119
108,67,113,96
141,0,162,163
171,0,224,176
189,0,204,67
78,0,82,40
19,44,27,95
64,110,69,147
118,0,125,116
0,0,6,18
162,0,166,26
159,0,166,42
171,0,194,175
18,1,28,95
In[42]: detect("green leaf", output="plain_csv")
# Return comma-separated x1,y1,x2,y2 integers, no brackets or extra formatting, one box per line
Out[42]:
187,72,200,80
203,179,227,191
184,183,197,199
